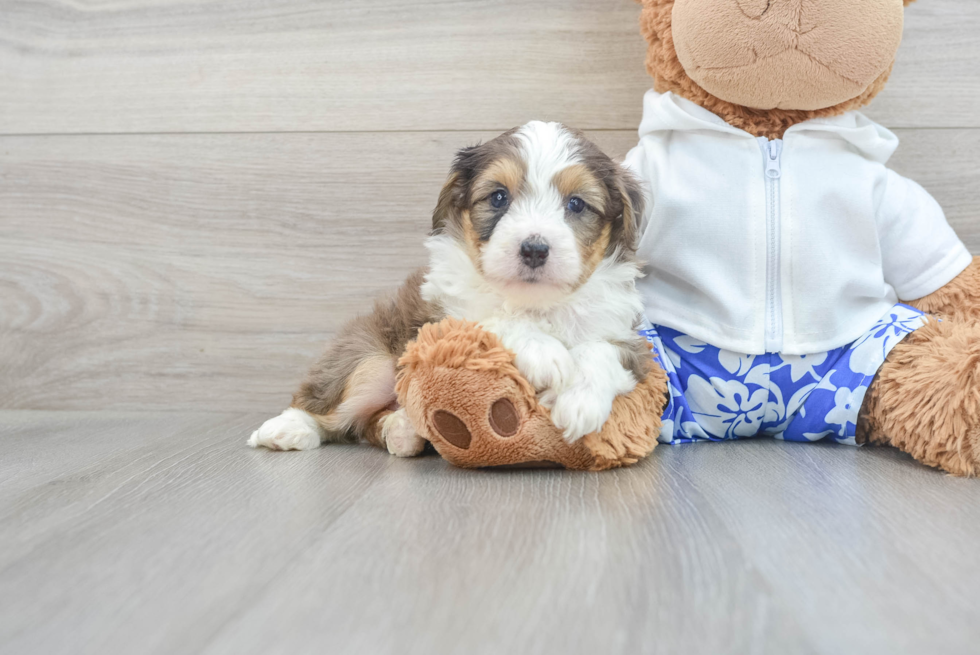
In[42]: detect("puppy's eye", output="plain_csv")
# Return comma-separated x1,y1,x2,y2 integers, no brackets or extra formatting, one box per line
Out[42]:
489,189,509,209
566,197,586,214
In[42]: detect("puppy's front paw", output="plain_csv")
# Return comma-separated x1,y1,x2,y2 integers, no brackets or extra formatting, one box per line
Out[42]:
513,337,576,392
382,409,426,458
248,408,323,451
549,387,613,443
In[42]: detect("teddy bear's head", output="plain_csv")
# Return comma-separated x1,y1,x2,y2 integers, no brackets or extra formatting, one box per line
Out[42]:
638,0,917,138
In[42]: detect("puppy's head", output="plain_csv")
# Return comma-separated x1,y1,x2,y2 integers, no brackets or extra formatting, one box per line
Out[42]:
432,122,644,305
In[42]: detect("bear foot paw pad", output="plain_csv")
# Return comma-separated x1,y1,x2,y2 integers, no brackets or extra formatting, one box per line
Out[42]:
431,398,522,450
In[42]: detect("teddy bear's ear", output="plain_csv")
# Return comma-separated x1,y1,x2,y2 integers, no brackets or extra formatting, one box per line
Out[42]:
904,0,917,5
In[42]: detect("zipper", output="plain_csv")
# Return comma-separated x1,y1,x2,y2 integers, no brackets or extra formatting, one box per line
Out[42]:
757,137,783,353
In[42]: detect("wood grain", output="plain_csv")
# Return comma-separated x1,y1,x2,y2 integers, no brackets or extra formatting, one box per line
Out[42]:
1,411,978,654
0,0,650,134
0,0,977,135
1,129,978,413
868,0,980,128
2,3,978,653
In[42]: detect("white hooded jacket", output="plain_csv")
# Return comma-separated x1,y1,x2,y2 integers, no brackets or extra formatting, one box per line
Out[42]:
624,90,972,355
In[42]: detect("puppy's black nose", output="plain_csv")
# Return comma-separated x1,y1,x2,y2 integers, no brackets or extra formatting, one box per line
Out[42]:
519,238,550,269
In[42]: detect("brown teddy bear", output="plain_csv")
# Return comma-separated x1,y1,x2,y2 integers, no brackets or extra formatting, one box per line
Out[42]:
399,0,980,475
630,0,979,476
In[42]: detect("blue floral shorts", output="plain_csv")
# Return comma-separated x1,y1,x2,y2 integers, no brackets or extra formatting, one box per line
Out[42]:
640,304,928,446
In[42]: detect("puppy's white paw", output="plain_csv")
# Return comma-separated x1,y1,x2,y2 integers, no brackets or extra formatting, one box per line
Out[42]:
549,387,614,443
513,337,576,392
537,387,559,411
382,409,426,458
248,408,323,451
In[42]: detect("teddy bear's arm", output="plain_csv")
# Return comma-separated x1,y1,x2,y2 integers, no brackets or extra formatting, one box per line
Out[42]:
903,257,980,323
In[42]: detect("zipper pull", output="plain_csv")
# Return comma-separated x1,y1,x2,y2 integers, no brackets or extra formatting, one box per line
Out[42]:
766,140,782,179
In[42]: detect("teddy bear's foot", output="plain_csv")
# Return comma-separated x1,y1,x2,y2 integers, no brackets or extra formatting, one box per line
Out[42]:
858,317,980,476
395,319,667,471
394,319,591,469
405,365,598,470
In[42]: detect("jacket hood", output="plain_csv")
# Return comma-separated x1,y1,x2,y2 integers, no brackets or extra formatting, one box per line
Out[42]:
636,90,900,164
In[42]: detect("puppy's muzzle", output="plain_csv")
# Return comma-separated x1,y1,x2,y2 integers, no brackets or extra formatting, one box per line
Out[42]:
519,236,550,270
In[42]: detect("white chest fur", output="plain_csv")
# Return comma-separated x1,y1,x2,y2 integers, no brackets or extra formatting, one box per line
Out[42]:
420,235,644,442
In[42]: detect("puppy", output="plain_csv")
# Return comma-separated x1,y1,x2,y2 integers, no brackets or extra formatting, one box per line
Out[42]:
249,121,650,456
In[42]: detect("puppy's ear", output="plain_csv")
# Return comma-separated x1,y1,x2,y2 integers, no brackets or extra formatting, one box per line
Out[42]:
613,167,645,251
431,146,478,235
431,171,463,235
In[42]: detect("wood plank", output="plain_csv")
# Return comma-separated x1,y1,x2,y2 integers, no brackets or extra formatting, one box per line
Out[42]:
0,0,651,134
0,411,397,655
866,0,980,128
1,128,977,412
0,130,454,413
1,411,979,654
0,0,977,135
659,441,980,654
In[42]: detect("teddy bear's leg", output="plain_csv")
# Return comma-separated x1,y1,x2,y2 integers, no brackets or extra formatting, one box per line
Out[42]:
905,257,980,323
401,364,597,470
857,318,980,476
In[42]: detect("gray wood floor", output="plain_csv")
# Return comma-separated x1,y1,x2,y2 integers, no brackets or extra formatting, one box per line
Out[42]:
3,1,980,653
1,411,979,655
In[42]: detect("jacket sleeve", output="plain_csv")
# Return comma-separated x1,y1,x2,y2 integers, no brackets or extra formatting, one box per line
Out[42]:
876,168,973,301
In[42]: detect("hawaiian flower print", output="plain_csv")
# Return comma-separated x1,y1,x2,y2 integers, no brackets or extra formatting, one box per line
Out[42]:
641,304,927,446
848,310,927,376
718,351,757,376
824,386,869,438
685,376,768,439
773,352,828,383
